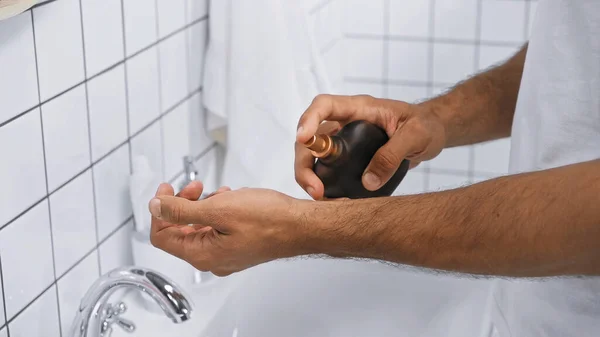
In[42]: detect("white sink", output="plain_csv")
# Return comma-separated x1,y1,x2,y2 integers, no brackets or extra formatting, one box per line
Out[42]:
112,259,491,337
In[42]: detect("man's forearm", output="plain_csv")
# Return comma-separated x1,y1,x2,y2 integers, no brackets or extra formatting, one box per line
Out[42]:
303,159,600,278
424,44,528,148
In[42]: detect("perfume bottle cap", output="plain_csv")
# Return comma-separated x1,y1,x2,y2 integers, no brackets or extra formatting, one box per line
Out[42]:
304,134,334,158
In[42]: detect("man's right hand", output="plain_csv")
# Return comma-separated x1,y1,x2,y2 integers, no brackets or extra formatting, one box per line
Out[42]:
294,94,448,200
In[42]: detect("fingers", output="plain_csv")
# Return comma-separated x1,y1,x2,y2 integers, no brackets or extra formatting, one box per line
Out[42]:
294,121,341,200
176,181,204,200
294,142,324,199
363,125,423,191
149,195,213,225
203,186,231,199
296,95,376,143
149,183,187,258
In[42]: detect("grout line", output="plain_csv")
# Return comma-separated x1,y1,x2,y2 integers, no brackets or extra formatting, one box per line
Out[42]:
1,15,208,130
319,36,341,55
155,0,167,181
0,257,9,337
424,0,436,191
5,282,56,328
119,0,133,175
30,9,62,337
382,0,390,98
308,0,333,15
0,88,203,232
77,0,103,293
4,216,132,329
470,0,484,182
344,33,523,47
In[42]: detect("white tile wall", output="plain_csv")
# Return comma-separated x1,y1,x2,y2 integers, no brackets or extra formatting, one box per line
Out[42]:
339,0,537,196
41,84,90,191
8,286,61,337
80,0,125,77
33,0,85,101
0,1,211,333
0,13,38,124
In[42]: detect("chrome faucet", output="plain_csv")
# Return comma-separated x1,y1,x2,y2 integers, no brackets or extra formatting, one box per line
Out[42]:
69,267,193,337
180,156,198,191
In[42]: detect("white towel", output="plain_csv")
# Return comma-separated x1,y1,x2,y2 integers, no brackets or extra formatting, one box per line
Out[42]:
202,0,332,198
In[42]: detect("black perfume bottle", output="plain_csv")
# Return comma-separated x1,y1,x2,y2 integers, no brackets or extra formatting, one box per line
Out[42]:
304,121,410,199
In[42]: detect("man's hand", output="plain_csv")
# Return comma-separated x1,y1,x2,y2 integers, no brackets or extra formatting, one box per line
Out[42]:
149,183,308,276
295,95,447,199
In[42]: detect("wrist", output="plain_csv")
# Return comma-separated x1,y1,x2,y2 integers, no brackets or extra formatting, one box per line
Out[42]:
418,93,459,148
291,199,352,258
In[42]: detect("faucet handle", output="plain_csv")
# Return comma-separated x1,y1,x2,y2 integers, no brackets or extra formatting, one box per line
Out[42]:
100,302,136,337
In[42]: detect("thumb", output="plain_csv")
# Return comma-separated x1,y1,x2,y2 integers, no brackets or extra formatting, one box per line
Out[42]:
149,195,210,225
362,131,413,191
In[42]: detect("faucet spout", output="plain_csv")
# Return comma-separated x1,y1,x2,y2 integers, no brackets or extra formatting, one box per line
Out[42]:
69,267,193,337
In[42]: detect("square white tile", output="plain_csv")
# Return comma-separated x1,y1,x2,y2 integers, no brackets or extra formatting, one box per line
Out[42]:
8,286,61,337
162,100,191,180
87,64,128,161
344,38,384,79
123,0,158,56
388,40,429,82
342,0,384,35
156,0,186,38
187,20,208,92
473,138,511,176
159,31,189,111
93,144,132,240
0,327,5,337
0,110,46,227
49,170,97,277
188,92,213,157
187,0,208,23
0,201,54,319
392,171,427,196
80,0,125,77
41,84,90,191
386,85,428,103
57,251,99,334
99,220,133,274
0,13,39,125
428,145,471,172
126,46,161,135
389,0,431,38
33,0,85,101
131,121,165,180
342,82,384,97
433,43,475,84
427,173,471,192
481,0,526,43
434,0,478,40
478,45,521,71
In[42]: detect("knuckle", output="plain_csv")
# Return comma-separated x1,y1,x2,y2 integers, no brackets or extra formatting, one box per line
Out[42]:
313,94,331,105
374,150,401,171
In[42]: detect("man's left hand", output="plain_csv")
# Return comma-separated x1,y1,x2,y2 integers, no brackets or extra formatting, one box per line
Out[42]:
148,182,312,276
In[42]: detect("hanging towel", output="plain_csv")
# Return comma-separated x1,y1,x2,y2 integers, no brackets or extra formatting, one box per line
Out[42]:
202,0,333,198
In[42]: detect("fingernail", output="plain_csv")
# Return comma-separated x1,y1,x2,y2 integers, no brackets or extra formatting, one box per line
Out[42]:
363,172,381,190
149,198,162,218
306,186,315,197
296,126,304,137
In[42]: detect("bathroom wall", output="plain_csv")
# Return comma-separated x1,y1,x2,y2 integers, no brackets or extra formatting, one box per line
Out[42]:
338,0,537,194
0,0,212,335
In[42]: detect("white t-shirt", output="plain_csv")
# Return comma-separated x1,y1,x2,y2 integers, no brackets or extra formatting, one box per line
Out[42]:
491,0,600,336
